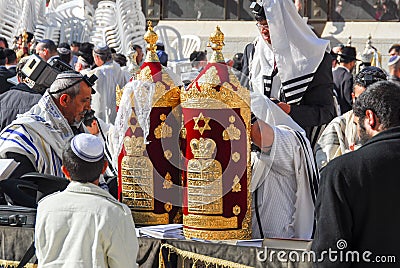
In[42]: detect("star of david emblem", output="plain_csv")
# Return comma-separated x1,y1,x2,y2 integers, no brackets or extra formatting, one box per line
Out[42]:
193,113,211,135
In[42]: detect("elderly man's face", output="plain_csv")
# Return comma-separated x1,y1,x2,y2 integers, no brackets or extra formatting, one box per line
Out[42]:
257,20,271,44
62,82,92,125
352,84,366,104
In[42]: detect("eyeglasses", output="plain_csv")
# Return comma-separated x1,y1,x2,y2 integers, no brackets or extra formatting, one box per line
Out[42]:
256,22,269,30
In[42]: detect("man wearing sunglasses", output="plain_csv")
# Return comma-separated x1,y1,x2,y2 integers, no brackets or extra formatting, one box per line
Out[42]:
0,71,97,206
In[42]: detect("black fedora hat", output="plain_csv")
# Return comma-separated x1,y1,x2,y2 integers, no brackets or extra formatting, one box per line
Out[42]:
338,46,361,61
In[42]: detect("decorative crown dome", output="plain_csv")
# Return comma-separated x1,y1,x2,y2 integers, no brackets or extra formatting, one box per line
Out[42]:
118,21,181,108
181,26,250,109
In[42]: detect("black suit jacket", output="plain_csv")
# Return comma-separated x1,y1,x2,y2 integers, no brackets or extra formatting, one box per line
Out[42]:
312,127,400,267
7,66,16,76
333,66,353,114
0,66,15,94
0,83,42,131
241,42,335,142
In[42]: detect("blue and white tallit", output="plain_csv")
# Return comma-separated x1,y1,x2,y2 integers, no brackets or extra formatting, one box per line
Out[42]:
0,92,77,177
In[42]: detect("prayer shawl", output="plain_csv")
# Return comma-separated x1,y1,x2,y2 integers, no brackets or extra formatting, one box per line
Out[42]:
111,80,155,168
250,0,330,104
0,92,77,177
315,110,359,170
111,66,181,168
251,92,318,239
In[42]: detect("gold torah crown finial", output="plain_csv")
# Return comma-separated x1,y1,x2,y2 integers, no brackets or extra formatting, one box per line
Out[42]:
144,21,158,53
207,26,225,63
22,30,28,42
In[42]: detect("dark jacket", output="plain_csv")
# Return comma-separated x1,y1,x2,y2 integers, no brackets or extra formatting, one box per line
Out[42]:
241,43,336,143
312,127,400,267
0,83,42,131
0,66,15,94
7,66,16,76
333,66,354,114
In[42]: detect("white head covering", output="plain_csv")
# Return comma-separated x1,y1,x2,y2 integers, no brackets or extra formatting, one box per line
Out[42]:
250,0,330,104
71,133,104,162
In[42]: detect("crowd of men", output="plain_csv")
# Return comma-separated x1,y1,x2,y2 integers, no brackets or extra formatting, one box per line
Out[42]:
0,0,400,267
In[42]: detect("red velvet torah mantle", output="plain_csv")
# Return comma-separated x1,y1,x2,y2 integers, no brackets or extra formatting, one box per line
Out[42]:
180,61,252,240
117,59,182,225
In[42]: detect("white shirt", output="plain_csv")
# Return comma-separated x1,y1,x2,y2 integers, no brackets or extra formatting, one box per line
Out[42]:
250,91,316,239
91,61,130,124
252,126,315,239
35,181,138,268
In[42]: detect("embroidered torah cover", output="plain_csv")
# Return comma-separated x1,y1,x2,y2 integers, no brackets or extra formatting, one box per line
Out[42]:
117,23,182,225
181,40,252,239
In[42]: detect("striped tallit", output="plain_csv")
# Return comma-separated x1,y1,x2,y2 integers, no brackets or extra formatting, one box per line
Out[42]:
0,92,79,177
315,110,359,170
250,0,330,105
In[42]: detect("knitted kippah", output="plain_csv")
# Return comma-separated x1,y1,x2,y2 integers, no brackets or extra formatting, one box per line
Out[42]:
55,70,83,79
388,55,400,66
48,71,84,93
93,43,111,55
57,47,71,55
71,133,104,162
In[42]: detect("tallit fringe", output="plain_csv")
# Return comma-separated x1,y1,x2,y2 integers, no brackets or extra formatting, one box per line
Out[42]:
158,243,252,268
0,259,37,268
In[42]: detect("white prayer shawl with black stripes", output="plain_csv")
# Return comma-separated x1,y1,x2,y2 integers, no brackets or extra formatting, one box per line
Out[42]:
250,0,330,105
315,110,360,170
251,92,318,239
0,92,77,177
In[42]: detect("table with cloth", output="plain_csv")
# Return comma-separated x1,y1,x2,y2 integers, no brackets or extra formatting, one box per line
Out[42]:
0,226,312,268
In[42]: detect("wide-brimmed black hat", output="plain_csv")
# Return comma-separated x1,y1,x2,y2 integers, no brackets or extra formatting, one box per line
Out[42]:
338,46,361,62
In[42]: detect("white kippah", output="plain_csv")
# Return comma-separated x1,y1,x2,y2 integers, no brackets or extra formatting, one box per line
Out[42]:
71,133,104,162
94,43,110,55
57,47,71,55
388,55,400,66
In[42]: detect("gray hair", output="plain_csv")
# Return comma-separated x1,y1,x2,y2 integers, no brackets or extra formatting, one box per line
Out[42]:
94,51,112,63
49,77,82,99
93,43,112,63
